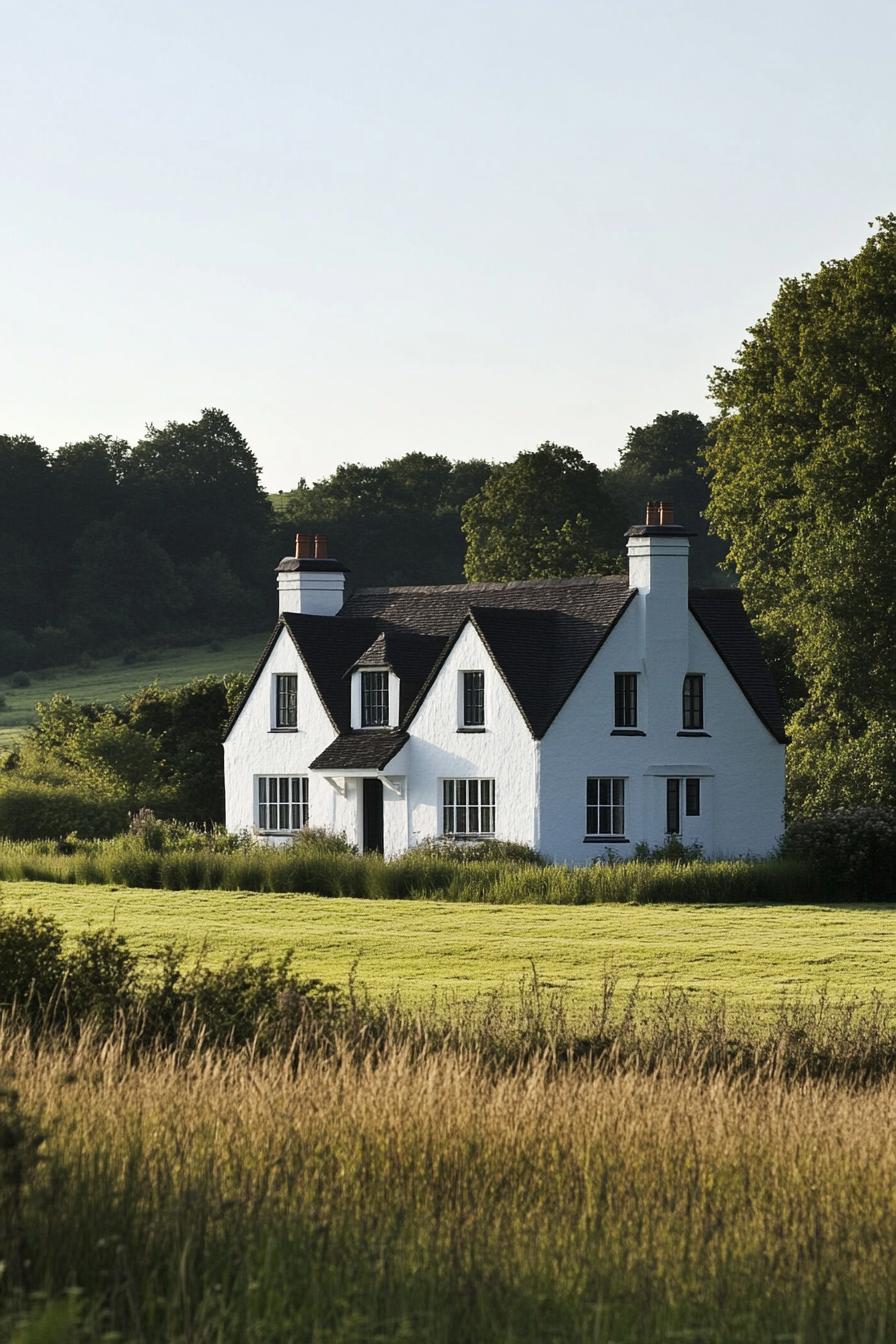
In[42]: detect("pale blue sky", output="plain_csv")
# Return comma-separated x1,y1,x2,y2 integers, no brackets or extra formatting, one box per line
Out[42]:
3,0,893,489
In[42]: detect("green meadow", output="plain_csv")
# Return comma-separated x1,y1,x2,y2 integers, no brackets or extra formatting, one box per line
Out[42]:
0,632,266,749
3,879,895,1005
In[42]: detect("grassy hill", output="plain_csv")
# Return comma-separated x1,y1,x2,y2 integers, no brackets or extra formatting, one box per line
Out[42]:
0,632,267,750
3,880,895,1006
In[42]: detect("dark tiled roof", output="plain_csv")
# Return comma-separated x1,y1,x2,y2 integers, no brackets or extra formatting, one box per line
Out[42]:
310,730,409,771
688,590,787,743
224,573,785,750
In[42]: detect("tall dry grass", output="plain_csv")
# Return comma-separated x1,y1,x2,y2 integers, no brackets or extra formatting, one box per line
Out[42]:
3,996,896,1342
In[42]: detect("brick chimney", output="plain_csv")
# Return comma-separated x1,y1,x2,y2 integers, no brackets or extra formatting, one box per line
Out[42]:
276,533,347,616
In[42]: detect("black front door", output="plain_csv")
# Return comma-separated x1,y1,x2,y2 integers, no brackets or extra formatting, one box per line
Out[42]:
362,777,384,854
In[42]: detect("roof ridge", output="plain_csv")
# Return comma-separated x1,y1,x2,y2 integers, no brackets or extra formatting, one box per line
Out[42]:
350,573,630,597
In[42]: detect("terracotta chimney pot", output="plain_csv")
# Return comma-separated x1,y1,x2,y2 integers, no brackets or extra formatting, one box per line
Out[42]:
645,501,660,526
314,534,328,559
658,501,675,526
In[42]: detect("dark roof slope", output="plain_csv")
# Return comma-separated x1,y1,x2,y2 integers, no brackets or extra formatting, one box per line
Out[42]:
688,589,786,742
224,574,785,750
310,730,409,771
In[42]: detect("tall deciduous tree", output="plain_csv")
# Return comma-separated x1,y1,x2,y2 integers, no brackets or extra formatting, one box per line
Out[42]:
706,215,896,813
605,411,728,585
461,443,621,582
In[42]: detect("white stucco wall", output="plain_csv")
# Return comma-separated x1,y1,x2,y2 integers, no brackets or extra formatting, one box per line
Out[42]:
402,622,539,852
538,603,785,864
223,627,360,844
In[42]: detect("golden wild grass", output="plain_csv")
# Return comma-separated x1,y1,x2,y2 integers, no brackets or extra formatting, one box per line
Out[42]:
4,996,896,1343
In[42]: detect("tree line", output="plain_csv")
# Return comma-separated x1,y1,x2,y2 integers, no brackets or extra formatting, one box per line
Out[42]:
1,407,721,675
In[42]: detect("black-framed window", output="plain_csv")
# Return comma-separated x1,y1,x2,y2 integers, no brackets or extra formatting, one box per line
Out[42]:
614,673,638,728
257,775,308,831
685,778,701,816
442,778,495,837
275,674,298,728
361,670,389,727
682,675,704,729
462,671,485,727
586,777,625,837
666,778,681,834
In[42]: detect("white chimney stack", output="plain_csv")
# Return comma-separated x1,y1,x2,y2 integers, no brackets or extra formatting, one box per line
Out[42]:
625,501,691,730
276,533,346,617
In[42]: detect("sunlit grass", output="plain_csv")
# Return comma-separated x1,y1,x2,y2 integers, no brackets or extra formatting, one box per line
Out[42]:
3,879,896,1007
0,631,265,749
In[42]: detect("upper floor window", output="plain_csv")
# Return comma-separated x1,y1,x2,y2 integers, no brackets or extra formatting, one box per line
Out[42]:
442,778,495,837
257,775,308,832
682,674,704,729
361,670,389,727
462,670,485,727
614,673,638,728
275,674,298,728
586,777,626,838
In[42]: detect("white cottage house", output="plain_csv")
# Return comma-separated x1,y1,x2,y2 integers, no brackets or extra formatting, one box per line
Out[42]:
223,505,786,862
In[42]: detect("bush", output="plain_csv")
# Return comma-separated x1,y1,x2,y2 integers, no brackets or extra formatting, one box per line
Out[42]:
630,837,706,864
780,807,896,899
9,671,30,689
412,838,545,865
0,782,129,840
0,908,64,1006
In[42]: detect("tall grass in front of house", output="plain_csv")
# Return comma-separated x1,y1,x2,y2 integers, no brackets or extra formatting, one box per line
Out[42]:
0,828,826,903
6,962,896,1343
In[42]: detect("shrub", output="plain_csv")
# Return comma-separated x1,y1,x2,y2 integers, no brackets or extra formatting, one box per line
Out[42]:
0,908,65,1006
0,782,129,840
630,837,706,864
9,671,30,689
412,837,545,865
780,807,896,899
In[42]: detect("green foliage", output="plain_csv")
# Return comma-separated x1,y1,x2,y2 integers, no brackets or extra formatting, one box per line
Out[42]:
706,216,896,806
276,450,493,590
0,409,274,672
462,443,621,581
0,782,128,841
4,674,247,830
605,410,728,584
780,806,896,898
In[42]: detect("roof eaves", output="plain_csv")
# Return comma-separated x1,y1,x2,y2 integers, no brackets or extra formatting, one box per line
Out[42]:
221,619,285,742
399,616,469,730
465,608,538,738
280,618,340,733
687,597,788,744
536,587,637,738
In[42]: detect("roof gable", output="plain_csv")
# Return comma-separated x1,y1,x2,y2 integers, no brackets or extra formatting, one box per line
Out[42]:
223,574,785,751
688,590,787,743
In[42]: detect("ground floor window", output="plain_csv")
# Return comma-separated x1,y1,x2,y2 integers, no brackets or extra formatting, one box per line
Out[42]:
667,777,701,834
586,777,625,837
442,778,495,837
257,775,309,831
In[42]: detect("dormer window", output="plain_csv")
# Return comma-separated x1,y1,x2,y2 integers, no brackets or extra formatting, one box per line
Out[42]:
462,671,485,728
274,674,297,729
361,670,389,727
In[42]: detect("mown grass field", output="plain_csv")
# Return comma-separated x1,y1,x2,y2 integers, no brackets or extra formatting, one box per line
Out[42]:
0,631,266,749
4,879,896,1005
